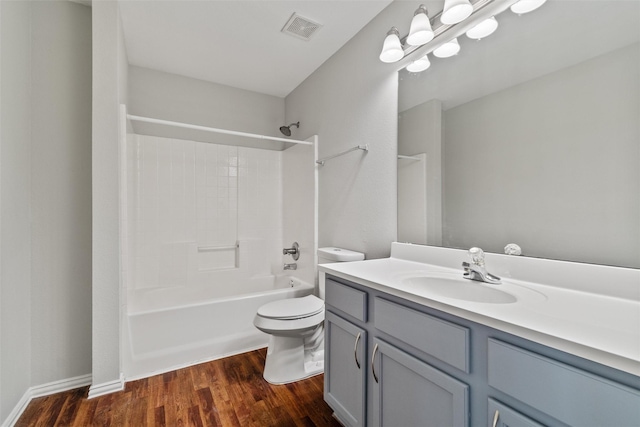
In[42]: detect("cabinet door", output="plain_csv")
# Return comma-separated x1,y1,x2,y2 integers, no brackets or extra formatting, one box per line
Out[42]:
372,339,469,427
325,311,367,427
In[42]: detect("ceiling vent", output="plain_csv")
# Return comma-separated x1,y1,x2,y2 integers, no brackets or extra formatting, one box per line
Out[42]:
281,13,322,41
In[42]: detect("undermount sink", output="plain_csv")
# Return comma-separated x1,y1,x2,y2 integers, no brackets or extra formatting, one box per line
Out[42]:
402,275,518,304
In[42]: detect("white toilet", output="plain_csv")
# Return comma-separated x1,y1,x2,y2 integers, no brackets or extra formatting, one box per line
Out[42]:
253,247,365,384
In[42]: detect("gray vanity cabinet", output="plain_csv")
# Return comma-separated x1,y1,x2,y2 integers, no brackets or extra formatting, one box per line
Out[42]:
323,274,640,427
371,338,469,427
325,310,367,427
324,276,470,427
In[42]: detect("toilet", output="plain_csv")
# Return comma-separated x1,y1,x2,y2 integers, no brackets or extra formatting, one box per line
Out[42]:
253,247,365,384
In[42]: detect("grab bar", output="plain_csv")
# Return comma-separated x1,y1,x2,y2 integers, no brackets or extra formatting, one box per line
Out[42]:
316,144,368,166
198,242,239,252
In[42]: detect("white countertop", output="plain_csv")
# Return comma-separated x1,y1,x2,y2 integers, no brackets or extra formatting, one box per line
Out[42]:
319,244,640,377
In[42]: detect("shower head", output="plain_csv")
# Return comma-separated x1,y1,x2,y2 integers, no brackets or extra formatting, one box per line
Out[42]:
279,122,300,137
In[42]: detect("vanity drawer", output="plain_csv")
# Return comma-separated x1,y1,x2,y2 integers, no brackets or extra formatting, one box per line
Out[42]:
488,398,543,427
374,297,470,373
488,339,640,426
325,278,367,322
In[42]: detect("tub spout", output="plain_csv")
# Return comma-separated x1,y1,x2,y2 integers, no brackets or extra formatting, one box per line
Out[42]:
284,263,297,270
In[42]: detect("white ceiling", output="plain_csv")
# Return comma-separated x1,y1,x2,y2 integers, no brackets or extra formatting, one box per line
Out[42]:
119,0,392,98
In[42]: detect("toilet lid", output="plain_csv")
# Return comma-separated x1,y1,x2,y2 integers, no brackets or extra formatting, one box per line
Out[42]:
258,295,324,320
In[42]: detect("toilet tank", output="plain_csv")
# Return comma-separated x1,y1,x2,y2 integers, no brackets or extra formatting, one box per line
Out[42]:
317,247,365,299
318,247,365,264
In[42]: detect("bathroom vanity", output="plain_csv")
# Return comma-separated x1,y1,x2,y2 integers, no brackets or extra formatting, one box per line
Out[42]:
319,243,640,427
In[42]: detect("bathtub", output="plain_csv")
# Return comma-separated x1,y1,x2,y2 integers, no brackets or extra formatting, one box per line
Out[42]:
123,275,314,380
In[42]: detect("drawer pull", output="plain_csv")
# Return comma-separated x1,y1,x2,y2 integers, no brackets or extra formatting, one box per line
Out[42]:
491,409,500,427
354,333,361,369
371,343,379,383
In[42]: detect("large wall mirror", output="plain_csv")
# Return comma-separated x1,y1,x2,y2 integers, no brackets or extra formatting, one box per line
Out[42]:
398,0,639,268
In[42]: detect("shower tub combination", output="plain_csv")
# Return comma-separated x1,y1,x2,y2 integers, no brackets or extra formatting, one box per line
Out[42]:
121,109,319,381
123,275,313,380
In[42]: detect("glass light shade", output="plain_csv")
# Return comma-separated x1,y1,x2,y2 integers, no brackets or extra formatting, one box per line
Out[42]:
441,0,473,25
379,27,404,63
406,55,431,73
510,0,547,14
466,16,498,40
407,8,434,46
433,38,460,58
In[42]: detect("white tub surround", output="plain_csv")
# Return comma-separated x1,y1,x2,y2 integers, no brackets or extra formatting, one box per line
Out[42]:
319,243,640,376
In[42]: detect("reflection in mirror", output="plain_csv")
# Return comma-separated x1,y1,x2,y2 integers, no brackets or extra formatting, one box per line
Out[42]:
398,0,639,268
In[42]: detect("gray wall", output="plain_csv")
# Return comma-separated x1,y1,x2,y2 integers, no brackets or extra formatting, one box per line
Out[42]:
284,1,416,260
30,0,93,386
128,66,285,140
443,43,640,267
0,1,92,423
1,1,32,420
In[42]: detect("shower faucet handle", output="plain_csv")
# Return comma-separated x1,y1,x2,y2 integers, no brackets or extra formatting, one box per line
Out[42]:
283,242,300,261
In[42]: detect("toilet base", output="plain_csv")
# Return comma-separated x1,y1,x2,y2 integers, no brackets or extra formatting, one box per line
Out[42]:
262,328,324,385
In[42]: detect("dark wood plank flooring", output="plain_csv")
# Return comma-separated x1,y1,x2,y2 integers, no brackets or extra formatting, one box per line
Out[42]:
16,348,342,426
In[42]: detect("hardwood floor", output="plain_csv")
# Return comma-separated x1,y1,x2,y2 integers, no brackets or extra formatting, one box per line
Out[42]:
16,349,343,427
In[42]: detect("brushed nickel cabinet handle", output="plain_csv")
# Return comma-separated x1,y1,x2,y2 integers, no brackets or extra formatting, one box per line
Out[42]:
371,343,379,383
354,333,361,369
492,410,500,427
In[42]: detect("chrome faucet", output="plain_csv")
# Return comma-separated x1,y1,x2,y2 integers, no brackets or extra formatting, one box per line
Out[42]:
462,247,501,284
283,263,297,270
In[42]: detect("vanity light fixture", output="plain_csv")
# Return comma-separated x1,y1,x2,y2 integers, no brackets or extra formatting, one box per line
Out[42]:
433,38,460,58
379,27,404,63
407,5,434,46
406,54,431,72
466,16,498,40
510,0,547,14
441,0,474,25
387,0,547,73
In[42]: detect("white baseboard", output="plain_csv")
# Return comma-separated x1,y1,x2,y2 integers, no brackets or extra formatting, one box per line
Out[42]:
87,374,124,399
1,390,31,427
31,374,93,399
1,374,92,427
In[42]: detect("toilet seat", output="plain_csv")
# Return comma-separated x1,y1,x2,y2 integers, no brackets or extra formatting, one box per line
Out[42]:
257,295,324,320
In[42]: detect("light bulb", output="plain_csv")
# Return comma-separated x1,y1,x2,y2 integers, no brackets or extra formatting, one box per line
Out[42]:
433,38,460,58
466,16,498,40
510,0,547,14
406,55,431,73
407,5,434,46
441,0,473,25
379,27,404,63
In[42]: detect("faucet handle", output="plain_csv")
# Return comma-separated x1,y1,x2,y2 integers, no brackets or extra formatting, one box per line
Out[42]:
283,242,300,261
468,247,485,266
